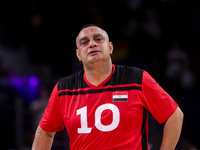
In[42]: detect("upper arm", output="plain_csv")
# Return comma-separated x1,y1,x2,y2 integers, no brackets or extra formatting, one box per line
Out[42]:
37,125,56,138
166,107,184,124
32,126,56,150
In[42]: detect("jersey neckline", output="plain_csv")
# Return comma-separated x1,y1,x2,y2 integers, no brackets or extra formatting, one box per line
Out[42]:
83,64,115,88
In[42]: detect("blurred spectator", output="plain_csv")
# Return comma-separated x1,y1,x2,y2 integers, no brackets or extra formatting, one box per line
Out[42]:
30,86,49,130
164,40,200,149
143,4,162,40
165,41,195,89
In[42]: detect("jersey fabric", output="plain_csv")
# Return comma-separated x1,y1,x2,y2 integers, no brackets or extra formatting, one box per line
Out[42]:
39,64,178,150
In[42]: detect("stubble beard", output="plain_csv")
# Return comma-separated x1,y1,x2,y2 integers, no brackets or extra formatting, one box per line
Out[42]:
84,53,111,69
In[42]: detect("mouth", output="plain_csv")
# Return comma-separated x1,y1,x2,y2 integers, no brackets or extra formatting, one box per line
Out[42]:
88,50,101,56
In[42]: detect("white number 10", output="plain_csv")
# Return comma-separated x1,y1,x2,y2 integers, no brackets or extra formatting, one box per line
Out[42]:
77,103,120,133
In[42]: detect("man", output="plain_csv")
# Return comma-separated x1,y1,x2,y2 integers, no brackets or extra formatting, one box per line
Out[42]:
32,24,183,150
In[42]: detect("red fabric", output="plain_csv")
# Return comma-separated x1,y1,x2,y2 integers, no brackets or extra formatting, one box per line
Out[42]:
39,67,178,150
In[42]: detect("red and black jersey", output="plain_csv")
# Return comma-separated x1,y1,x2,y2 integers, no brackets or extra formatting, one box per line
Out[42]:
40,64,178,150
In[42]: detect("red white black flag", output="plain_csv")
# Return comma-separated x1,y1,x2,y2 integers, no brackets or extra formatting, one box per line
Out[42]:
113,91,128,102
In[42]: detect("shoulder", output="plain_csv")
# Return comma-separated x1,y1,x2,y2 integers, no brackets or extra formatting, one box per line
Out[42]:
109,65,144,85
57,70,84,90
115,65,143,75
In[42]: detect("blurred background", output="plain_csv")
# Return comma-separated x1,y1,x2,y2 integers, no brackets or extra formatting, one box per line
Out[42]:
0,0,200,149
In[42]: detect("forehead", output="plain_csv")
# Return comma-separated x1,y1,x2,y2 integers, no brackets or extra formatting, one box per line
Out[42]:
77,26,108,40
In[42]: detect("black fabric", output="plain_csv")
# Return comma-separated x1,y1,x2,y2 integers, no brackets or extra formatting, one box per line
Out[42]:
58,65,144,93
141,107,148,150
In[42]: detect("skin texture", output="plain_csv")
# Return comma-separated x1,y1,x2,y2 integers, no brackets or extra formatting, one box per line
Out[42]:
160,107,183,150
32,126,55,150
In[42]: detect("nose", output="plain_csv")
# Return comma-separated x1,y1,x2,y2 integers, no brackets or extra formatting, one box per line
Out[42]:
89,40,97,48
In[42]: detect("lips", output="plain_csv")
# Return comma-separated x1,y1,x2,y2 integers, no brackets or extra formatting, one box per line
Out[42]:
88,49,101,56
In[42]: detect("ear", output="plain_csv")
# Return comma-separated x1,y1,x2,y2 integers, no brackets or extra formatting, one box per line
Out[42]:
109,42,114,54
76,49,82,61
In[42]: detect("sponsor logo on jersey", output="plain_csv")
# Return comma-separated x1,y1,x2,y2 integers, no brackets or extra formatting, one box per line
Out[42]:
113,91,128,102
74,99,78,102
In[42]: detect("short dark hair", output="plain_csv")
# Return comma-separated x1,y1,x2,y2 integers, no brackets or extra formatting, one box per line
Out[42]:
81,24,99,30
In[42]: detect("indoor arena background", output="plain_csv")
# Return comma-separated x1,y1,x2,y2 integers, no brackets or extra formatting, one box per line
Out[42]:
0,0,200,150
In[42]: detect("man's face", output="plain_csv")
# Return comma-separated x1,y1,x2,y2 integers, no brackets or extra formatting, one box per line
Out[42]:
76,26,113,65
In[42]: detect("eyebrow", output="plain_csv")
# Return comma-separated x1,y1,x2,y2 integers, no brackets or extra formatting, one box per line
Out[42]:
79,33,104,42
93,33,104,38
79,36,89,43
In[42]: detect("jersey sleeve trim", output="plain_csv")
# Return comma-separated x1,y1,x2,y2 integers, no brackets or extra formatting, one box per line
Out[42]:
158,105,178,124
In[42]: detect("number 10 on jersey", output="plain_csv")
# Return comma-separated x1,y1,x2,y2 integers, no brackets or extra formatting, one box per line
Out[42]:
77,103,120,133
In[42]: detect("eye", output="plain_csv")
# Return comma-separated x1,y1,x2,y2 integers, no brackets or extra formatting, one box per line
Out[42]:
95,37,103,42
81,40,88,46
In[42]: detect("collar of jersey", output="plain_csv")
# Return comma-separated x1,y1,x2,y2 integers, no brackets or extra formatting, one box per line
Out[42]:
83,64,115,88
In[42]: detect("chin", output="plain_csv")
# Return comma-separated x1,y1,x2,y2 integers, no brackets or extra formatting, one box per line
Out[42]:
88,59,100,64
88,56,103,64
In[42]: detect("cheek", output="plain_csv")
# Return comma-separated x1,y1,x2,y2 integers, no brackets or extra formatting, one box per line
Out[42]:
81,49,88,56
78,48,88,58
105,45,112,54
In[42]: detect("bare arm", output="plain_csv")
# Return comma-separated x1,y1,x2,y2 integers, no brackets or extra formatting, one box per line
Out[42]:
32,126,56,150
160,107,184,150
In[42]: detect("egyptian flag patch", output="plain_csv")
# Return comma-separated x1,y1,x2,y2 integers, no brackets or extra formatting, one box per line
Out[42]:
113,91,128,102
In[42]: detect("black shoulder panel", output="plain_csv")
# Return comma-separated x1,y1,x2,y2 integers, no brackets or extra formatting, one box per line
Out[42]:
57,65,143,91
105,65,144,86
57,70,89,91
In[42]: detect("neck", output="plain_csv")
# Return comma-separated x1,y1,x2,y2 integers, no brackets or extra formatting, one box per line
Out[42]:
83,60,113,86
